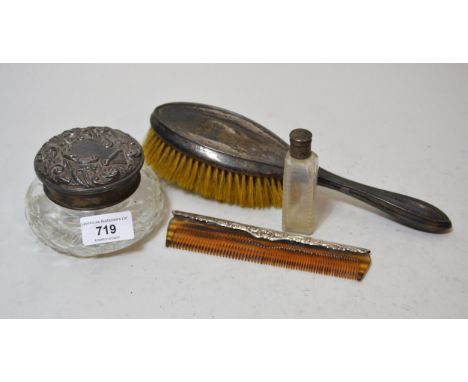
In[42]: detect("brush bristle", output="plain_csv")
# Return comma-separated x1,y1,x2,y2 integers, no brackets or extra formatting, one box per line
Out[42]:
166,216,370,280
143,128,283,208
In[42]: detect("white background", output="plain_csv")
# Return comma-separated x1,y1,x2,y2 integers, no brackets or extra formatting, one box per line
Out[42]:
0,64,466,318
1,0,468,379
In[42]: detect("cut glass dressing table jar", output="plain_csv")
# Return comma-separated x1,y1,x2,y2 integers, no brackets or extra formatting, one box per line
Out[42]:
25,126,165,257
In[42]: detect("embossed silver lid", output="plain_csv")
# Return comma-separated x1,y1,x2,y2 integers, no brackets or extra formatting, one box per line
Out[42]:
34,127,144,210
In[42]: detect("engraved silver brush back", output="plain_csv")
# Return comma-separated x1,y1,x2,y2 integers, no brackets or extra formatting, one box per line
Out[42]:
150,102,452,233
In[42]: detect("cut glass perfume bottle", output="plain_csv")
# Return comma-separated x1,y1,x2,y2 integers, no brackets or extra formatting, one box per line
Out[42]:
25,126,165,257
282,129,319,235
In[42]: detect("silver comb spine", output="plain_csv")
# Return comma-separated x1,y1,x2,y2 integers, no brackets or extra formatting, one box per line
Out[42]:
172,210,370,255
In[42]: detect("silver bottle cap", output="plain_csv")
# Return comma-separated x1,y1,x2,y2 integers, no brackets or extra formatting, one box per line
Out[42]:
289,129,312,159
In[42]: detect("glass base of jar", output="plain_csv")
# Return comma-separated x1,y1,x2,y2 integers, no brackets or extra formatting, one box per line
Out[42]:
25,165,165,257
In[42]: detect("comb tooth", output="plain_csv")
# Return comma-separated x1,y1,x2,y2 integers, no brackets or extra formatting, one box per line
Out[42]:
166,214,371,281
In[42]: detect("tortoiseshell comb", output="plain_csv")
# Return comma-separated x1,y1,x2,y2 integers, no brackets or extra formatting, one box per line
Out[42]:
166,211,372,281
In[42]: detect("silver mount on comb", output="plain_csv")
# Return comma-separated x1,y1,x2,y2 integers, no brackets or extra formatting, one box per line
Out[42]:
172,210,370,255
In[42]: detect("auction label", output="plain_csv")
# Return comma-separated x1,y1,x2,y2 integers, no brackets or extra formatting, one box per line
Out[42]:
80,211,134,246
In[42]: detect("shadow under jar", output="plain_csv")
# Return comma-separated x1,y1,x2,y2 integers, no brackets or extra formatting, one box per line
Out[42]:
25,126,165,257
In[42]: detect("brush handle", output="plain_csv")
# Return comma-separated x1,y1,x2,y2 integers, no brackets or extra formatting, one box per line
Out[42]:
317,168,452,233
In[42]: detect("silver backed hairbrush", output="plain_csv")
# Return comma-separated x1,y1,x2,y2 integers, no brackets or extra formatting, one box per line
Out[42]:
144,102,452,233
